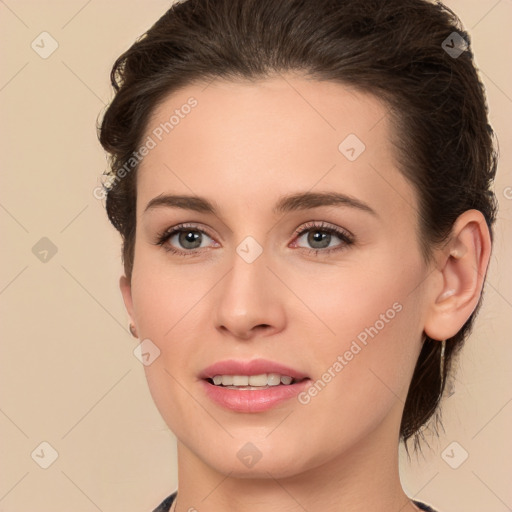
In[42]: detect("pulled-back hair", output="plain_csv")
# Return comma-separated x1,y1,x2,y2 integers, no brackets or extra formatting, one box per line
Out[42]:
98,0,498,452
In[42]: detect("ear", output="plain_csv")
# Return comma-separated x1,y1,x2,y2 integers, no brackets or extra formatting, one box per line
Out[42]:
119,275,136,327
424,209,492,341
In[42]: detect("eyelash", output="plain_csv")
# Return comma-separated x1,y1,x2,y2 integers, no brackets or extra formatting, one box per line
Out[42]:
154,221,354,258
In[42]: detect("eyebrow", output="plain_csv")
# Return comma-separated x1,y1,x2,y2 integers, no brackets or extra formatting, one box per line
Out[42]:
143,191,378,217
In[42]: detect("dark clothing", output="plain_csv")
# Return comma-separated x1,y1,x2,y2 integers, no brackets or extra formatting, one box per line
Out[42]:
152,491,176,512
414,501,439,512
152,491,439,511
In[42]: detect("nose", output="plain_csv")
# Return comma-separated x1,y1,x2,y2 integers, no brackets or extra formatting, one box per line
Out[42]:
213,248,286,341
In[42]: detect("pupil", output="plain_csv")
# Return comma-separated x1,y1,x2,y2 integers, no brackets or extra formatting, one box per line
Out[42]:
181,230,201,248
309,231,329,248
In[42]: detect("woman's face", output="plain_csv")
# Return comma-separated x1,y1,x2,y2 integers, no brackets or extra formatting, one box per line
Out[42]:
122,74,434,477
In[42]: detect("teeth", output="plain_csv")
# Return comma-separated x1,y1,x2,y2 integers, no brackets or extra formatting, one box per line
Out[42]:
210,373,296,387
267,373,281,386
249,374,268,386
221,375,234,386
232,375,249,386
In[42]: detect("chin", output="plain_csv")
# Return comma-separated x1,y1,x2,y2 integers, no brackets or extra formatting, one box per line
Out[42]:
200,442,311,480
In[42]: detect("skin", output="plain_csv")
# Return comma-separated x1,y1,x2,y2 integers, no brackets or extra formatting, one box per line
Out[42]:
119,73,491,512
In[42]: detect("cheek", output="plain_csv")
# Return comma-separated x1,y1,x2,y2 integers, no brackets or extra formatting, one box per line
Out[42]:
128,254,220,432
321,295,424,419
293,246,425,394
292,252,422,344
129,251,207,338
289,273,424,462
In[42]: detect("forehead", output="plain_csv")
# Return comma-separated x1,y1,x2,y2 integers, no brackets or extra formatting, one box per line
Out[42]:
136,74,416,221
143,74,389,157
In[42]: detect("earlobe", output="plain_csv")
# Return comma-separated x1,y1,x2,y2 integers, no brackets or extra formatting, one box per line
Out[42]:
424,210,491,341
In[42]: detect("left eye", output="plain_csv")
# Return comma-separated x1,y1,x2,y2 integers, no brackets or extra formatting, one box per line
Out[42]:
296,229,341,250
293,222,354,253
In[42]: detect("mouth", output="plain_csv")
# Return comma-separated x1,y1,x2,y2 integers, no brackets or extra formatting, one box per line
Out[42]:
199,359,311,412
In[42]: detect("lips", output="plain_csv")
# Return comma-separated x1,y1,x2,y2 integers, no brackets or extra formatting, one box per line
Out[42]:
199,358,311,413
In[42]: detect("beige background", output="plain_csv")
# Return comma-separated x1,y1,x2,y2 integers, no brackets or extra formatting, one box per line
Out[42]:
0,1,511,511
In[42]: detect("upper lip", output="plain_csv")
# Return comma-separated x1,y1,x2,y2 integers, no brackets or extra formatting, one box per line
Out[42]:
199,358,309,380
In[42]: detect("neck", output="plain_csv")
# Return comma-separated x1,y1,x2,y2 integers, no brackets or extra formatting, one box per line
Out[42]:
171,406,420,512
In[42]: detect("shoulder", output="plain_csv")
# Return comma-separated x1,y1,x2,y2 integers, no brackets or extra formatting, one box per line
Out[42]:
413,499,440,512
152,491,177,512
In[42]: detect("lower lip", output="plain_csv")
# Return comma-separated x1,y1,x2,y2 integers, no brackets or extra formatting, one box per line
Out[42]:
201,379,311,413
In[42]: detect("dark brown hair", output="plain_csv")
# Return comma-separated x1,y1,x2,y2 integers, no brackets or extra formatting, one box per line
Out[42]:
98,0,498,452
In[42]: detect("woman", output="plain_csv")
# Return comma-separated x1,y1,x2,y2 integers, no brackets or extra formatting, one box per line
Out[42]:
98,0,498,510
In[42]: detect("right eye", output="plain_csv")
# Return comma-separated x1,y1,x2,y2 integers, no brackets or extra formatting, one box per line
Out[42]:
155,223,219,256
